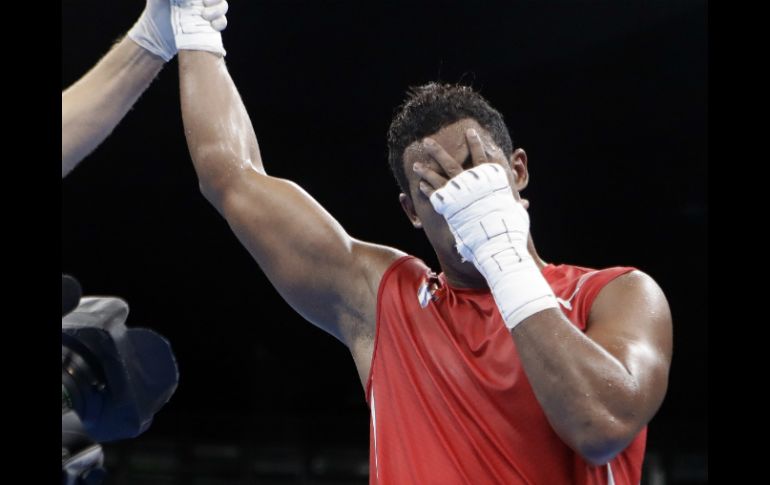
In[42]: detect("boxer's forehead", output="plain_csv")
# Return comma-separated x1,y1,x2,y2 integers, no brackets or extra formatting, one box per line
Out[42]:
403,119,497,170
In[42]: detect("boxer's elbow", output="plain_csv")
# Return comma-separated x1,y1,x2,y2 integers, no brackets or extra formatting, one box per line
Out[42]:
573,418,638,466
191,145,263,207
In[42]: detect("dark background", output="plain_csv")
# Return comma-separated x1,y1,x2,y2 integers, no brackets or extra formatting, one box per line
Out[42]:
62,1,707,483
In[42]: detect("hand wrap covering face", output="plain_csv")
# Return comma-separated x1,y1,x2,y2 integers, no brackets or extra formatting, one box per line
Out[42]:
429,163,557,329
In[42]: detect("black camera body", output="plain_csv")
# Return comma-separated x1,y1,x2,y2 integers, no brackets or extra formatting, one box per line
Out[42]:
61,275,178,485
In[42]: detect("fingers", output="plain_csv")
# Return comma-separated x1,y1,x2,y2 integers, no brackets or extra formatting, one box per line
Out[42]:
419,180,439,199
413,162,448,198
423,138,464,179
210,16,227,31
465,128,488,167
202,0,228,32
202,0,228,19
420,130,522,206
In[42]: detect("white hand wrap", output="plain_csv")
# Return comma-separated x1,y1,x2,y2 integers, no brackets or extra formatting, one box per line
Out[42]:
127,0,176,62
172,0,229,56
429,163,558,330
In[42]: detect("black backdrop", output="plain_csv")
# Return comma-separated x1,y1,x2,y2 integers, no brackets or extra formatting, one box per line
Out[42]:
62,1,707,483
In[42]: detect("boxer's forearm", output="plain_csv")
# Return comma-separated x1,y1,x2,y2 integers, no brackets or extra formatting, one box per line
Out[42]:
511,308,645,465
178,50,263,205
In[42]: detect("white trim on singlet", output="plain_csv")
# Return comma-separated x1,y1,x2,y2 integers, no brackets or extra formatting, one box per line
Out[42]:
370,387,380,481
607,462,616,485
555,270,600,310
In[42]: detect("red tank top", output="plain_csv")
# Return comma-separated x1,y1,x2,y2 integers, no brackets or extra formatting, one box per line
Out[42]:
366,256,646,484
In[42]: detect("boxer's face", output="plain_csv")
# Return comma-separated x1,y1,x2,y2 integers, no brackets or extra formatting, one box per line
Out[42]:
399,119,529,282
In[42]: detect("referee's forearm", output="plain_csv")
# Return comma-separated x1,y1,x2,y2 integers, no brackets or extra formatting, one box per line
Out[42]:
62,36,164,176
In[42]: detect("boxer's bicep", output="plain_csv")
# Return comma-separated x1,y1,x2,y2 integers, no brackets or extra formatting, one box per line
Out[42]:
586,271,673,427
219,171,403,345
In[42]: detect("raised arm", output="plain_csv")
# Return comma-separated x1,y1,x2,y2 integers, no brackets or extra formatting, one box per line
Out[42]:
175,4,403,368
62,0,176,177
